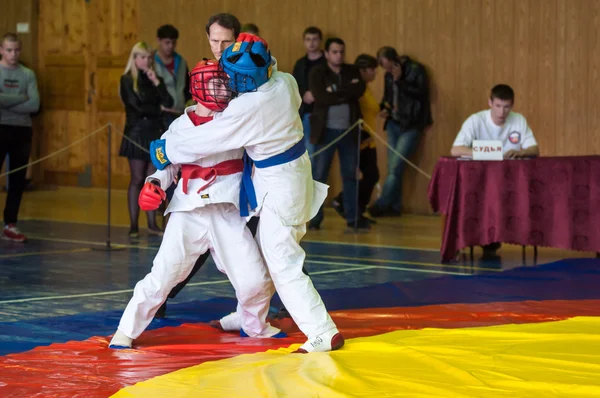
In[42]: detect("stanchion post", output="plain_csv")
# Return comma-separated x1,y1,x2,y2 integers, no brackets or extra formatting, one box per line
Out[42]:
5,155,9,191
92,123,124,252
107,123,112,249
353,120,362,231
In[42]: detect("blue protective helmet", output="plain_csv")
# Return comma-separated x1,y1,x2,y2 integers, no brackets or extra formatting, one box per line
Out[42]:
220,34,272,94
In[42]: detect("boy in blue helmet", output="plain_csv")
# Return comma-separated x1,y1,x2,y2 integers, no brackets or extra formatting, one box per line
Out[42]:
109,60,285,349
149,34,344,353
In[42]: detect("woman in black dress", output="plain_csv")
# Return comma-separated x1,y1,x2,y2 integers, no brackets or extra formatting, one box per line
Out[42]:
119,41,173,237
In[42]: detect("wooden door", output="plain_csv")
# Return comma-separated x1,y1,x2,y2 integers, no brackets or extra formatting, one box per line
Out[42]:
37,0,138,189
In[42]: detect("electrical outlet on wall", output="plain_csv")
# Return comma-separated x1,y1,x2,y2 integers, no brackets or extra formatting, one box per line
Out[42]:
16,23,29,33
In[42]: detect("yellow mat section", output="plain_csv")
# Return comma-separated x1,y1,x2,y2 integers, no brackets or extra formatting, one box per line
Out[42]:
113,317,600,397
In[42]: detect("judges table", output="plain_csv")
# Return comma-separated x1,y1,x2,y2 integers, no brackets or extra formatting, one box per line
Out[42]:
428,156,600,262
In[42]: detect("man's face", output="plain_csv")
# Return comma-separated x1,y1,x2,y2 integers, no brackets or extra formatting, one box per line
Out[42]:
379,56,393,73
157,38,176,57
303,33,321,52
207,23,235,60
325,43,345,67
0,40,21,67
488,97,513,124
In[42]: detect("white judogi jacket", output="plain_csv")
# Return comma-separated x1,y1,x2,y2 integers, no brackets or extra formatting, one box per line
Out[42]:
163,59,328,226
147,106,245,215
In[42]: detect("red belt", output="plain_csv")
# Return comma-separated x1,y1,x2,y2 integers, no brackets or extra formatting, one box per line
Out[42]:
180,159,244,194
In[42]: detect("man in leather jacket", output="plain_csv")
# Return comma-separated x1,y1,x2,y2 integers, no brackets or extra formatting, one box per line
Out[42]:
368,47,432,218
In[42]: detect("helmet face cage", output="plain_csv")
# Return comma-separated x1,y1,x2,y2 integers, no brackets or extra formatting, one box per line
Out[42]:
227,70,258,94
219,46,268,94
190,69,232,111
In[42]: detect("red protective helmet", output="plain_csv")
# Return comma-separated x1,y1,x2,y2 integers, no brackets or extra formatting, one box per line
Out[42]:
189,59,231,111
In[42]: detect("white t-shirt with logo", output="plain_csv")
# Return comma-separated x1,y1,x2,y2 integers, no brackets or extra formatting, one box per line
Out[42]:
453,110,537,153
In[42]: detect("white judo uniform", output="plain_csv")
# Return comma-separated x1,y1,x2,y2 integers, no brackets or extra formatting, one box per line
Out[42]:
115,108,279,341
162,59,340,346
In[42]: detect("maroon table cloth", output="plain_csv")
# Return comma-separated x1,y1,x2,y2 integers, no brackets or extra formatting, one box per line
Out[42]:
428,156,600,262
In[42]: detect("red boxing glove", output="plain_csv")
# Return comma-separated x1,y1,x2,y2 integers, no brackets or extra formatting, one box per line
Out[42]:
138,181,166,211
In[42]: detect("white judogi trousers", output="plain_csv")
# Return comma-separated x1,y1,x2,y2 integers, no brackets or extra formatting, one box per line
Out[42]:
117,203,275,339
255,205,338,339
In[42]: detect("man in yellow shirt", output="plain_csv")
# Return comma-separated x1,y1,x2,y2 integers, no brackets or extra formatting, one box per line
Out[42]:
332,54,380,222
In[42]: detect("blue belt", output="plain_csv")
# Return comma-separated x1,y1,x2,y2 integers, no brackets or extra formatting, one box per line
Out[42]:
239,139,306,216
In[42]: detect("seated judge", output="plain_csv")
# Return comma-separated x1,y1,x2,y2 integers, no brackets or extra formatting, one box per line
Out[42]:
451,84,540,159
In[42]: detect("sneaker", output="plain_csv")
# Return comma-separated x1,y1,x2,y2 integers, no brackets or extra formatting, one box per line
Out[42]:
148,227,164,237
307,220,321,230
2,224,27,242
293,329,345,353
240,325,287,338
367,204,385,218
109,329,133,349
482,242,502,257
368,204,402,218
210,312,241,332
363,215,377,225
346,217,371,231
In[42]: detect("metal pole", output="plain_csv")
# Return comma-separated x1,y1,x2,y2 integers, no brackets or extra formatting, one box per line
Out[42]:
354,121,362,231
91,123,123,252
107,124,112,249
5,155,9,191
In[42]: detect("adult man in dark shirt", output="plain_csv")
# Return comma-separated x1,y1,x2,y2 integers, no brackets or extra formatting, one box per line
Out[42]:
308,38,368,231
292,27,326,157
368,47,432,218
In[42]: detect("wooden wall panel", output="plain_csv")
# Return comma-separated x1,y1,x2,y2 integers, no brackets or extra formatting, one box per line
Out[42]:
565,3,590,156
43,111,69,171
63,0,86,54
43,55,86,110
91,111,129,188
93,0,140,188
40,0,66,55
96,0,138,56
96,55,128,112
555,0,567,158
37,0,92,186
35,0,600,213
35,0,139,189
66,111,90,170
536,1,558,156
590,1,600,154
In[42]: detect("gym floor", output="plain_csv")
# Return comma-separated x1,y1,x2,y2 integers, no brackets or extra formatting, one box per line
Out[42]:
1,187,599,397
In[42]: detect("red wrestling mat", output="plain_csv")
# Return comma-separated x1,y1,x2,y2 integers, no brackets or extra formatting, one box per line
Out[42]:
2,299,600,398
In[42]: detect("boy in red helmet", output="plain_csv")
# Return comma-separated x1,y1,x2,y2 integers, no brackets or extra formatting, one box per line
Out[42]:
109,60,284,349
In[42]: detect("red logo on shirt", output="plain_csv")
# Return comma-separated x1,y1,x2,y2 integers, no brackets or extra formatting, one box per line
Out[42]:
508,131,521,144
3,79,20,89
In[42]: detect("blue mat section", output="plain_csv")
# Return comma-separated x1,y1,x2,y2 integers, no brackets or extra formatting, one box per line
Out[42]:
1,258,598,356
289,257,600,311
0,297,239,356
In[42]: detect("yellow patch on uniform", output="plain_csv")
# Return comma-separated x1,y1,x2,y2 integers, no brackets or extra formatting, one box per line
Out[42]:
155,148,167,164
232,42,242,52
201,194,209,199
267,64,272,78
